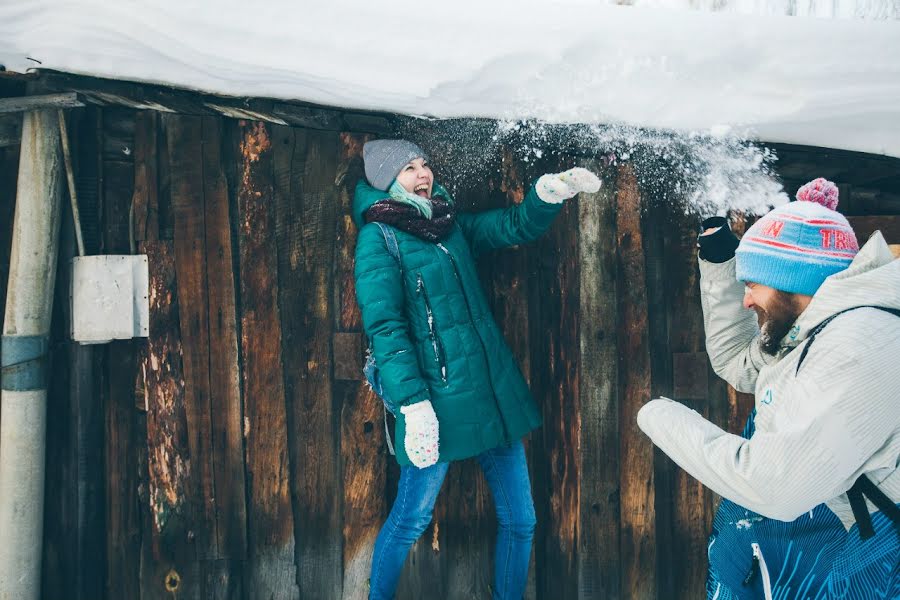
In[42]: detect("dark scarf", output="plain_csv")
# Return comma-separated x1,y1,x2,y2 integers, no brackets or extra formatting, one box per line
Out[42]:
365,195,457,243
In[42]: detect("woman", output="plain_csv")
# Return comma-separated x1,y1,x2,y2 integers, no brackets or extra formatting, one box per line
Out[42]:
353,139,599,600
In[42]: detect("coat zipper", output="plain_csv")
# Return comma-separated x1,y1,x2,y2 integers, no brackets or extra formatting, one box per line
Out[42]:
748,543,773,600
416,273,448,384
436,242,510,442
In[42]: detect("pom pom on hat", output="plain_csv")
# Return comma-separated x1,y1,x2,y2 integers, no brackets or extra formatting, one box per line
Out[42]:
796,177,839,211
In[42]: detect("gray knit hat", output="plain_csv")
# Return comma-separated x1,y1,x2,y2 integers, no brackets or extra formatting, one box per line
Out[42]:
363,139,428,191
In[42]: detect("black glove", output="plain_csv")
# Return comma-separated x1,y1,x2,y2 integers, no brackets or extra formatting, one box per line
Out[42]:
697,216,739,263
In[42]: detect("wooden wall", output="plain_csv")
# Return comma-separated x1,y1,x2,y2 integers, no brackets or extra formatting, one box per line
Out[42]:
1,104,898,600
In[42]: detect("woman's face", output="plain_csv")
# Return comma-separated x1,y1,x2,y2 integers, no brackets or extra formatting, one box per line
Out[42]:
395,157,433,199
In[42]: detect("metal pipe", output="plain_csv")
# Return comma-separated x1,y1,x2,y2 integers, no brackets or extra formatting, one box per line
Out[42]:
0,109,64,600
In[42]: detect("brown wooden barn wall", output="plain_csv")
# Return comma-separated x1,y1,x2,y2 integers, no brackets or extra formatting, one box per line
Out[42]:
1,104,899,600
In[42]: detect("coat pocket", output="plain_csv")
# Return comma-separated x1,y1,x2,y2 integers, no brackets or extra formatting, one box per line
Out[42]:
416,273,448,385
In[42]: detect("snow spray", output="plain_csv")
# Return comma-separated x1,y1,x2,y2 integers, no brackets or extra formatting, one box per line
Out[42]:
396,117,788,216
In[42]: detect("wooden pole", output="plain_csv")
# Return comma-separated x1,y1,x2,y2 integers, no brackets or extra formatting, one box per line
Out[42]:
57,110,85,257
0,109,64,600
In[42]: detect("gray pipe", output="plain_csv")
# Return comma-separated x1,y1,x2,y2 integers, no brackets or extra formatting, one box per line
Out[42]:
0,109,63,600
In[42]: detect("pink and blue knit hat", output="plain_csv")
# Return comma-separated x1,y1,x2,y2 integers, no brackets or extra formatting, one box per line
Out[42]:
735,178,859,296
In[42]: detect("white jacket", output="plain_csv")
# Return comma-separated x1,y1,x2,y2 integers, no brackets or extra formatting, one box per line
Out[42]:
638,231,900,527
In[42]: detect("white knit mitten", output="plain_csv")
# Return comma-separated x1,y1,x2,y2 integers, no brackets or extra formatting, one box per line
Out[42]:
400,400,440,468
536,167,602,204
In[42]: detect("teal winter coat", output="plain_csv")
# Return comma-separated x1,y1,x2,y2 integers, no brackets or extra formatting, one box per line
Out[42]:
353,180,563,466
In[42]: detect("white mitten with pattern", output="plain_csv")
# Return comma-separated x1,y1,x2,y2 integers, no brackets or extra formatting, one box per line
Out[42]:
536,167,602,204
400,400,440,468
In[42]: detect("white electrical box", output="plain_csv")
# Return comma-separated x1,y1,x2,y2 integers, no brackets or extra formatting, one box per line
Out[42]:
71,255,150,344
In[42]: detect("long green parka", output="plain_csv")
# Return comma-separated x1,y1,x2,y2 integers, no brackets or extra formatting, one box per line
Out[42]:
353,179,563,466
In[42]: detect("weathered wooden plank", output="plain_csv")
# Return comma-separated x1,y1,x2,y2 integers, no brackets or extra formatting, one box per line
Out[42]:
272,124,343,598
270,104,344,130
156,116,175,240
335,132,389,600
132,110,159,242
341,113,393,135
234,119,299,598
64,109,105,600
167,113,218,562
42,183,77,599
102,107,136,164
726,385,756,437
441,462,492,600
38,72,397,134
140,239,200,600
665,204,715,600
0,114,22,147
469,152,540,600
200,115,248,564
533,158,582,600
333,332,364,381
74,107,102,254
643,196,676,598
615,163,657,600
101,108,143,600
44,137,106,598
0,92,84,114
201,559,244,600
672,352,709,401
576,161,621,600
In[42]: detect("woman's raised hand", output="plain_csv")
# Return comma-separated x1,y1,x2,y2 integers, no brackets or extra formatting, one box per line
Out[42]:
400,400,440,468
536,167,602,204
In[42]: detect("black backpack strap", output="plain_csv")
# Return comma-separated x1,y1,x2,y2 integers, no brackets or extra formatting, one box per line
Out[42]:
792,305,900,540
847,475,900,540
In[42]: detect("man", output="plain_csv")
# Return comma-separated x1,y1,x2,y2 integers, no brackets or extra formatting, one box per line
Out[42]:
638,178,900,599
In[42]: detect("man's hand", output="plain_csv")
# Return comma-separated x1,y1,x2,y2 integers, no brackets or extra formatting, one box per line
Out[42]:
698,216,739,263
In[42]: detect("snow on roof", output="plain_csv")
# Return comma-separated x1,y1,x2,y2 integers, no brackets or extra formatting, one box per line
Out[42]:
2,0,899,157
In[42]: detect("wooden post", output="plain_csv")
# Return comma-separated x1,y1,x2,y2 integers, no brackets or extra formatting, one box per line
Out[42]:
0,109,64,600
235,120,299,599
577,161,621,599
102,107,143,600
615,163,656,600
271,125,343,598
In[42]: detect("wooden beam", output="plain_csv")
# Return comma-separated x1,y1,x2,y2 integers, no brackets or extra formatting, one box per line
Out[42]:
0,92,84,114
36,71,396,133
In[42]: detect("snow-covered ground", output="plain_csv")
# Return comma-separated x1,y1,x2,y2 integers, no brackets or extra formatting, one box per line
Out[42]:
1,0,898,158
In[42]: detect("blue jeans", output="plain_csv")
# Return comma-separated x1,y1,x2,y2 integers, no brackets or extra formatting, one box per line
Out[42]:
369,440,537,600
